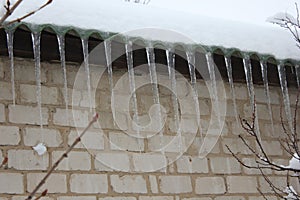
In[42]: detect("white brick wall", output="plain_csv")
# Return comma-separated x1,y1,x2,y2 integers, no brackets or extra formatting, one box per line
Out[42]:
132,153,166,172
0,104,5,122
70,174,108,194
176,156,208,173
210,157,241,174
68,130,104,150
8,150,49,170
159,176,192,194
227,176,258,193
53,108,89,127
94,152,130,172
0,81,12,100
27,173,67,193
110,175,147,194
0,126,20,145
9,105,48,125
20,84,59,104
0,173,24,194
109,132,144,152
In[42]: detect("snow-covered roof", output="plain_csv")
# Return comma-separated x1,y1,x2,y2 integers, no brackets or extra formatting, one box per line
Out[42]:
3,0,300,60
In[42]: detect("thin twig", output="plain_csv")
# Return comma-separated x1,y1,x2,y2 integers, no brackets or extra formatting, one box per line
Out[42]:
25,113,99,200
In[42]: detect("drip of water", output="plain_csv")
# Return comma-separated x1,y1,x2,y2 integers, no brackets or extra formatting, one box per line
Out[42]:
206,52,221,125
57,34,69,119
277,64,293,131
260,61,275,134
186,49,202,144
224,56,239,122
6,29,15,105
125,40,142,152
104,39,116,125
295,65,300,88
81,38,92,111
31,32,43,128
166,48,183,153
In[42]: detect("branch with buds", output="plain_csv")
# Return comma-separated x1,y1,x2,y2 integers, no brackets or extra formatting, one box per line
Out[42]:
25,113,99,200
227,90,300,199
0,0,52,28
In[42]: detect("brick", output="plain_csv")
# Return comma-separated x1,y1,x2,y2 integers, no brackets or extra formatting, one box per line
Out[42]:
195,177,226,194
20,84,59,104
149,175,158,193
110,175,147,194
15,61,46,82
52,151,91,171
214,197,245,200
109,132,144,152
242,158,272,175
98,198,136,200
233,84,248,100
9,105,48,125
24,127,62,147
0,81,12,100
148,135,186,153
27,173,67,193
0,104,5,122
188,136,220,156
254,87,279,104
0,173,24,194
222,138,252,155
182,198,212,200
139,197,173,200
159,176,192,194
248,196,277,200
176,156,208,173
132,153,166,172
227,176,257,193
0,126,20,145
70,174,108,193
8,149,49,170
210,157,241,174
258,140,283,156
95,152,130,172
258,176,286,193
53,108,89,127
68,130,104,150
57,197,96,200
12,197,53,200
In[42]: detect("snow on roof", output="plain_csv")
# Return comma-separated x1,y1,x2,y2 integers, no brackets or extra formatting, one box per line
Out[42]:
3,0,300,60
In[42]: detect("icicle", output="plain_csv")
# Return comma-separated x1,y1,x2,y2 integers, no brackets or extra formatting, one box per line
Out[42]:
224,56,239,122
260,61,275,134
145,43,165,155
81,38,92,111
186,49,202,144
166,48,182,153
104,39,116,125
125,39,143,152
243,55,260,136
206,52,221,125
57,34,68,119
6,29,15,106
295,65,300,88
277,63,293,131
31,31,43,128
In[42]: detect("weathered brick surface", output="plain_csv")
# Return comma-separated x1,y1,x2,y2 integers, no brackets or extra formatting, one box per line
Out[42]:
0,104,5,122
159,176,192,194
110,175,147,194
0,173,24,194
70,174,108,194
9,105,48,125
24,127,62,147
8,150,49,170
176,156,208,173
132,153,166,172
68,129,104,150
52,151,91,171
20,84,59,104
195,177,226,194
210,157,241,174
27,173,67,193
0,126,20,145
227,176,258,193
94,152,130,172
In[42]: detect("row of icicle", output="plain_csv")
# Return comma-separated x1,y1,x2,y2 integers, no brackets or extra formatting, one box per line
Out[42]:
5,28,300,155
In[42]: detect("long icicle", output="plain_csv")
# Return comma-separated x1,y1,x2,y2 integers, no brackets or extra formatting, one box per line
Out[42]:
31,31,43,128
125,39,143,152
166,48,183,153
104,39,116,126
186,49,202,144
224,56,239,123
6,29,16,106
81,38,92,111
277,63,293,131
260,61,275,135
57,34,68,119
243,55,260,136
146,43,165,155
